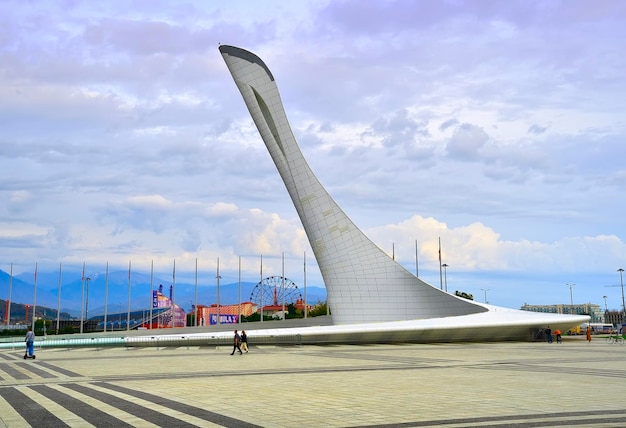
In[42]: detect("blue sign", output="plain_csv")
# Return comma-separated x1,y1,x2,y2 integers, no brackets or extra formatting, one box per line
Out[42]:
210,314,239,325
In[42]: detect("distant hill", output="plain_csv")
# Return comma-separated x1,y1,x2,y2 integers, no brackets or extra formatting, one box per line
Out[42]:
0,269,327,317
0,298,72,324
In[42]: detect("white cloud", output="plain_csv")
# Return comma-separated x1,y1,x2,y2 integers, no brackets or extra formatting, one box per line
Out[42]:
1,0,625,310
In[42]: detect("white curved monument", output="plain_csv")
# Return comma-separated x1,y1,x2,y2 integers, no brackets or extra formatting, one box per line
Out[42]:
219,45,588,341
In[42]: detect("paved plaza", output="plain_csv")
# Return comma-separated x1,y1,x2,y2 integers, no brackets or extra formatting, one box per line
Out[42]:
1,336,625,427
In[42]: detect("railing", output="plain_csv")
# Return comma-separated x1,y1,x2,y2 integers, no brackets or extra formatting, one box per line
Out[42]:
0,331,306,350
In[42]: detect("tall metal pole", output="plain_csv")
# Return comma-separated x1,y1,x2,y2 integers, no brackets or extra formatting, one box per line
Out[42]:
481,288,490,304
80,262,85,334
618,268,625,315
438,237,443,290
56,262,62,334
442,264,448,292
194,258,198,327
149,260,153,329
260,255,263,323
566,283,575,306
127,261,131,331
32,263,38,331
282,252,285,320
6,263,12,326
303,251,309,319
415,240,419,278
238,256,241,324
216,257,221,325
85,277,91,331
104,262,109,332
171,259,176,328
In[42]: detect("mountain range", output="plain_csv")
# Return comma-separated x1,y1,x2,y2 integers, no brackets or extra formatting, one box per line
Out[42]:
0,268,327,318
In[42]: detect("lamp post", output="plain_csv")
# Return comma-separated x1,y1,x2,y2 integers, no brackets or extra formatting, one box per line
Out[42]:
566,283,575,306
480,288,489,304
618,268,625,316
442,264,448,293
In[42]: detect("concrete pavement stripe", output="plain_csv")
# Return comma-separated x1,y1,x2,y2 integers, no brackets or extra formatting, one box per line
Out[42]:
81,381,226,427
11,384,96,428
352,409,626,427
58,382,196,427
31,384,136,427
15,361,57,378
0,392,30,427
36,360,84,377
473,363,626,379
85,363,430,384
0,362,31,380
0,386,69,427
95,381,263,428
43,383,160,427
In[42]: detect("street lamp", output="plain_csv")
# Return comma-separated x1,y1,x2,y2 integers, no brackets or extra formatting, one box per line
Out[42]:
442,264,448,292
480,288,489,304
566,283,575,306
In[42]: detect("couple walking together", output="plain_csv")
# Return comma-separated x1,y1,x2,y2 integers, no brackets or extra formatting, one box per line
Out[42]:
231,329,248,355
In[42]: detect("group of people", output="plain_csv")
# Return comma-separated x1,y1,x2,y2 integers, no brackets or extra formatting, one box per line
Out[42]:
545,325,594,343
24,326,252,359
544,326,562,344
231,329,249,355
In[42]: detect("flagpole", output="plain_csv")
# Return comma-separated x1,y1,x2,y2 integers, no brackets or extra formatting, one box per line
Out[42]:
304,251,307,319
415,240,419,278
194,258,198,327
260,254,263,323
438,237,443,291
32,263,38,331
104,262,109,332
171,259,176,328
56,262,62,334
216,257,221,325
281,252,285,320
127,260,131,331
7,263,13,326
238,256,241,325
149,260,153,329
80,262,85,334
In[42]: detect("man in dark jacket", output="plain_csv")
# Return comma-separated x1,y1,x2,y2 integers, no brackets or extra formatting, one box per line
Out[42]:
230,330,242,355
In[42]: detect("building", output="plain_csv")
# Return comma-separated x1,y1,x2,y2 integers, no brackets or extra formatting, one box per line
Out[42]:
520,303,604,323
196,302,257,325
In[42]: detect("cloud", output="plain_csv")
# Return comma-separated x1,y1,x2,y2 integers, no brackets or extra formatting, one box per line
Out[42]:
1,0,625,311
446,123,490,161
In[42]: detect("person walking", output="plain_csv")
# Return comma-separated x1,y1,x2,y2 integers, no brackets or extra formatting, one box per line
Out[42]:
230,330,243,355
240,330,249,353
586,326,592,343
545,326,553,343
554,329,562,344
24,327,36,359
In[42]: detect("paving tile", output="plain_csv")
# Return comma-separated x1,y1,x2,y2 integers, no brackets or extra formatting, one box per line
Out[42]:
0,337,625,427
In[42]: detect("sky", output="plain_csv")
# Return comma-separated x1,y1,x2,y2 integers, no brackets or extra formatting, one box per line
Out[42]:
1,0,625,312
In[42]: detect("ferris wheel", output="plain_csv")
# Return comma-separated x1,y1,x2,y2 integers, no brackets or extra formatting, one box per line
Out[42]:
250,276,302,307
